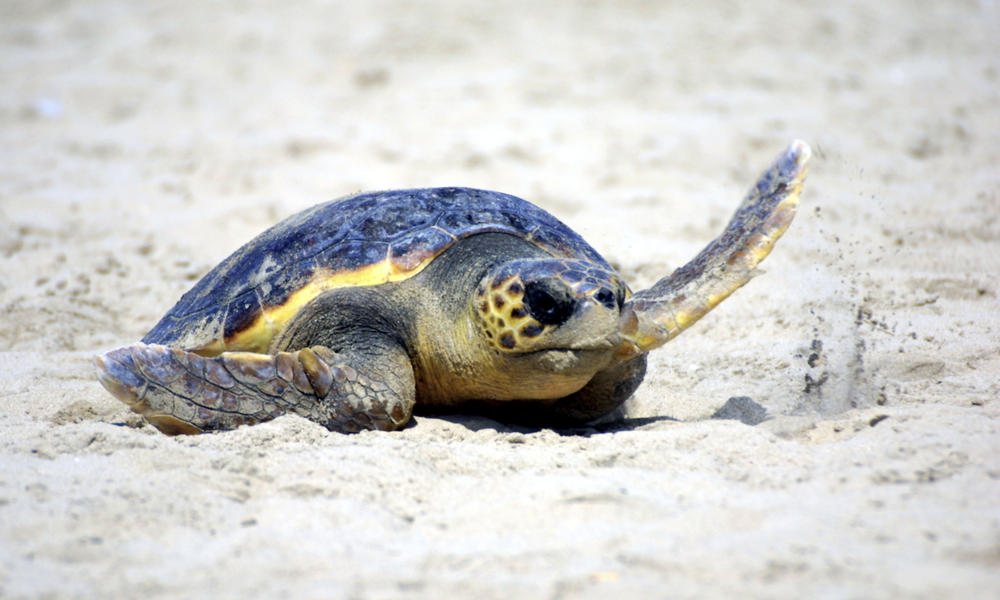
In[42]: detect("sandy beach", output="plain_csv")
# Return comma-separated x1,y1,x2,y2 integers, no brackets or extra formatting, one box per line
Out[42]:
2,1,999,598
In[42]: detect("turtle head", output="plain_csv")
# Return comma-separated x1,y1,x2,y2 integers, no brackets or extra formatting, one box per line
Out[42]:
473,259,627,368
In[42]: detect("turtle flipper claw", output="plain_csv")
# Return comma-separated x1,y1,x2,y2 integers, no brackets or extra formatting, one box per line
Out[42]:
618,140,811,357
95,342,415,434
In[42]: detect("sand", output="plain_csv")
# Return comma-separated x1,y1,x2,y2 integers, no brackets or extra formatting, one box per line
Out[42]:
2,1,999,598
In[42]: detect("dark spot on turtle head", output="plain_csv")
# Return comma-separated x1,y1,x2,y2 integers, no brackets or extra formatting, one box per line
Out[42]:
499,333,516,349
476,286,485,297
595,288,617,309
493,294,506,310
520,323,544,338
507,281,524,295
510,306,527,319
524,279,575,326
479,301,489,314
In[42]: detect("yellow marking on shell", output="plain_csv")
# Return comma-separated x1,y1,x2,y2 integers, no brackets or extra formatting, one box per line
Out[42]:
210,255,436,355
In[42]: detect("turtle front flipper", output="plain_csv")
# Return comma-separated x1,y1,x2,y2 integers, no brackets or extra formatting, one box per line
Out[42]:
618,140,811,358
95,343,415,434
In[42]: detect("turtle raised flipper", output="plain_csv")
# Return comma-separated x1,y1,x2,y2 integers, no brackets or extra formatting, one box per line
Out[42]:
618,140,811,358
96,342,415,434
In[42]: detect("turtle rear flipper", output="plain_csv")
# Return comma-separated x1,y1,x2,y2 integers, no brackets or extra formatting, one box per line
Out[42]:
95,343,415,434
619,140,811,357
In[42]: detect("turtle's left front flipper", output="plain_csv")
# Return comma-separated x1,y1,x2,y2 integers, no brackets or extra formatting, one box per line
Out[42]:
95,343,414,434
618,140,811,358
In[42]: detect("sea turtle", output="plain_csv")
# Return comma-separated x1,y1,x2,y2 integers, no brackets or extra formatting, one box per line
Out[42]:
96,140,811,435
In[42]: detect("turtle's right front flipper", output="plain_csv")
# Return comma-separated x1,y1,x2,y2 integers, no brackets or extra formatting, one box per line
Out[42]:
618,140,811,358
95,343,415,434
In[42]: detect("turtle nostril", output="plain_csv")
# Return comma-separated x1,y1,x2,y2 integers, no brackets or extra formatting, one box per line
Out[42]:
595,288,616,309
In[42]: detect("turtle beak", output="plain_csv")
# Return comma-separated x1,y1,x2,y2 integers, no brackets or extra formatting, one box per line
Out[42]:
540,294,622,353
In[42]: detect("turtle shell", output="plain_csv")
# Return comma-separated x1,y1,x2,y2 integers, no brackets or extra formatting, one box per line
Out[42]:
143,187,613,355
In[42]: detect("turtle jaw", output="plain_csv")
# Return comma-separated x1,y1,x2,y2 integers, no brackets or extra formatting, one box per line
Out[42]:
491,344,617,401
527,345,617,377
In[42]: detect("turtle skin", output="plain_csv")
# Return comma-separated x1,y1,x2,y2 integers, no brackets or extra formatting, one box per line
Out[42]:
96,141,811,435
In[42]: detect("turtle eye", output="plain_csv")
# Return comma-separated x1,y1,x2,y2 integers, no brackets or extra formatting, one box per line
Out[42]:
594,288,617,310
524,280,574,326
